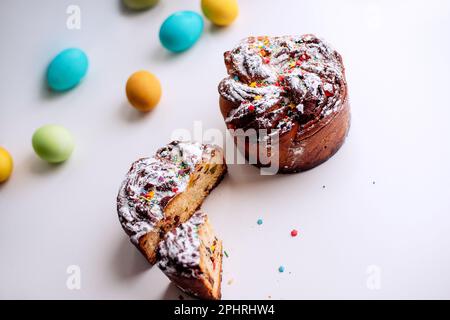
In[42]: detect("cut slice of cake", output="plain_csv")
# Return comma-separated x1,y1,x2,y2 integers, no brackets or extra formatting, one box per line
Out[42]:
158,211,223,300
117,141,227,264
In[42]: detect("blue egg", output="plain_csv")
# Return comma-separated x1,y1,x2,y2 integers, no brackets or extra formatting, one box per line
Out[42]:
159,11,204,53
46,48,89,92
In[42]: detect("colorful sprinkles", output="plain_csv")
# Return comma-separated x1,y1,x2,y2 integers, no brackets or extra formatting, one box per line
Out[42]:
278,266,285,273
290,229,298,237
257,219,263,225
219,34,344,146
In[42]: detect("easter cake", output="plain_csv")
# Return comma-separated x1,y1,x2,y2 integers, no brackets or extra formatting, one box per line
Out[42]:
218,34,350,173
117,141,227,264
158,211,223,300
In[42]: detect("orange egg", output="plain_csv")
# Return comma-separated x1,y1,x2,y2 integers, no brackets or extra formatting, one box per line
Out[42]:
126,71,162,112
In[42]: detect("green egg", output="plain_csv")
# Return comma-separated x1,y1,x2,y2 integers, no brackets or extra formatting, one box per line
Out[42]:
123,0,159,10
32,125,75,163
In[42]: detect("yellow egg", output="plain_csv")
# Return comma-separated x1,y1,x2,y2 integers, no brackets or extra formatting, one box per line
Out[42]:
126,70,162,112
0,147,13,183
201,0,239,27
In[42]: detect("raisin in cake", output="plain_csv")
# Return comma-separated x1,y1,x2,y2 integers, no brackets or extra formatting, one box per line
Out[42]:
218,34,350,172
158,211,223,300
117,141,227,264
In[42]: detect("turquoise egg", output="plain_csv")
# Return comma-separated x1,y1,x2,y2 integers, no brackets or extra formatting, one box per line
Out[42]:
46,48,89,92
159,11,204,53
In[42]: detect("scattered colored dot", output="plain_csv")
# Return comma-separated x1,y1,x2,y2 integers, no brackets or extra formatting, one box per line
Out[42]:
248,105,255,112
233,76,239,81
257,219,263,225
224,250,229,258
325,90,334,97
291,229,298,237
278,266,285,273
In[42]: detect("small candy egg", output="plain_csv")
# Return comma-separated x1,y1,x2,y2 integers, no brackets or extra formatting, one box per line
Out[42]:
123,0,159,10
46,48,89,92
159,11,204,52
0,147,13,183
126,70,162,112
201,0,239,26
32,125,75,163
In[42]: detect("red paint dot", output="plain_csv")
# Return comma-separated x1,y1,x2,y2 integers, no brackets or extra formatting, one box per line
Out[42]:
248,105,255,112
290,229,298,237
325,90,334,97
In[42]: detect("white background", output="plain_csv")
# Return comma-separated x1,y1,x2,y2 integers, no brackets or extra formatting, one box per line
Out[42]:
0,0,450,299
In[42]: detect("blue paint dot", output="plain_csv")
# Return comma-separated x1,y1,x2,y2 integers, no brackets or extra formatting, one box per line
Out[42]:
257,219,263,225
234,76,239,81
278,266,285,273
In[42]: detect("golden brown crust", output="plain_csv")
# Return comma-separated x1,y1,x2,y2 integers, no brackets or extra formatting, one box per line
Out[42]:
220,95,350,172
281,98,350,172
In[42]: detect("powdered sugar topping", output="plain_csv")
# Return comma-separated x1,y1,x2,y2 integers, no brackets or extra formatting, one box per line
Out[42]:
158,211,207,279
219,35,346,134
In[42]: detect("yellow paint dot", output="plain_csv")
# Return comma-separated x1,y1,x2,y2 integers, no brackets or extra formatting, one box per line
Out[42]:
254,95,262,101
250,82,257,88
